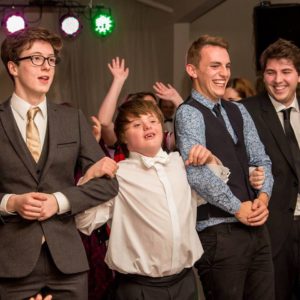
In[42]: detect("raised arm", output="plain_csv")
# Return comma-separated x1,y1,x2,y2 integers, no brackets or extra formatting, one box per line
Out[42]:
98,57,129,146
153,82,183,107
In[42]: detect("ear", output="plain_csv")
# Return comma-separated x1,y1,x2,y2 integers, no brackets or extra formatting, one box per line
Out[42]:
7,61,18,77
186,64,198,79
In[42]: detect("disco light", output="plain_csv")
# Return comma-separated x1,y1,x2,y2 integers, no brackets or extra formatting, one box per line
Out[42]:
91,11,115,37
2,11,27,34
60,14,82,38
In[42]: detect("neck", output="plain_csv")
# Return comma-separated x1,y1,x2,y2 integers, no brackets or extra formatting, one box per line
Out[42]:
14,89,45,106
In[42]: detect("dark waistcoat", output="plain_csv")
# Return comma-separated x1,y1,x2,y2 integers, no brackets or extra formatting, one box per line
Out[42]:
185,97,255,220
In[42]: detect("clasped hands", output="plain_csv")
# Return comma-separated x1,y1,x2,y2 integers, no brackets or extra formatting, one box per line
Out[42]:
6,192,58,221
235,194,269,226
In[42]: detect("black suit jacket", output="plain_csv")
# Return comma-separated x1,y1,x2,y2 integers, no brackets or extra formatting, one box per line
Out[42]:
242,93,298,257
0,99,119,278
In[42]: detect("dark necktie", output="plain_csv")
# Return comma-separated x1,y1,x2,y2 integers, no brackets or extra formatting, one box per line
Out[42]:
213,103,226,128
282,108,300,188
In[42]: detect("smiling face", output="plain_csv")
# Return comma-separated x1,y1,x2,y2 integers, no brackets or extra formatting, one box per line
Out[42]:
7,40,56,105
263,58,300,107
123,113,163,157
186,45,231,102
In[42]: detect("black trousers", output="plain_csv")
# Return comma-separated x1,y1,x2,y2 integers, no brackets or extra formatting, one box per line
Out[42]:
273,218,300,300
195,222,274,300
110,268,198,300
0,243,88,300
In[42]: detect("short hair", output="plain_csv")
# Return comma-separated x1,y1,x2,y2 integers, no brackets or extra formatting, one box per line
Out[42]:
260,38,300,74
114,99,164,157
226,77,256,99
1,27,62,80
186,34,229,67
126,91,157,103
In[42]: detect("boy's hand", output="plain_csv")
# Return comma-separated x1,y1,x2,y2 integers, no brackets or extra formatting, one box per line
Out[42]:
108,57,129,82
79,157,118,185
249,166,265,190
235,201,253,225
247,197,269,226
185,144,217,166
153,82,183,106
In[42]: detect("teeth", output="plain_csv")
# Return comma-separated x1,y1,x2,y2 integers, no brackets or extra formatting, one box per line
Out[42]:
213,80,226,87
274,86,286,91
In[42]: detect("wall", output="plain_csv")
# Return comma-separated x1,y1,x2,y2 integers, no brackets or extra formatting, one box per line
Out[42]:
0,0,174,118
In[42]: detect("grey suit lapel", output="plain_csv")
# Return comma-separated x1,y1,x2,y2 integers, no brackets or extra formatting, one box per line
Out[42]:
0,99,39,182
260,93,296,172
39,102,57,182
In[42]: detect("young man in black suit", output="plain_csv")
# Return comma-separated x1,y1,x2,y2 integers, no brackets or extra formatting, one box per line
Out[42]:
242,39,300,300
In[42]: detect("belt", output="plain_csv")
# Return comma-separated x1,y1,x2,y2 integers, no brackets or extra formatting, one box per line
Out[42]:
116,268,192,287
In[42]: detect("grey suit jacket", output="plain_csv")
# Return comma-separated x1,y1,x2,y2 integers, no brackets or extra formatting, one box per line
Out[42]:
0,99,119,278
242,93,299,257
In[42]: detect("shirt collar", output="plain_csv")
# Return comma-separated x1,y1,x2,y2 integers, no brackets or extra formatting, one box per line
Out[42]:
268,93,299,113
129,148,169,168
191,89,221,110
10,92,47,120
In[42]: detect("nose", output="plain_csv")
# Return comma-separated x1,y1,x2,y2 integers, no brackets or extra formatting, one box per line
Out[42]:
219,65,230,78
143,121,152,130
41,62,51,70
274,72,283,83
41,58,51,70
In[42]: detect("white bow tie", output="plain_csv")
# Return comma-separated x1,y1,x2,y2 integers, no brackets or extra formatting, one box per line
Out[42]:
141,151,169,168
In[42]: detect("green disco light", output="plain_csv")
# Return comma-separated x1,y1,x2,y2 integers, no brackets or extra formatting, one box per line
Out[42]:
92,12,115,37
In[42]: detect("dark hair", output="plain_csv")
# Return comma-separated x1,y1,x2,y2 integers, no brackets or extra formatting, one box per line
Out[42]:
186,34,229,67
260,38,300,74
114,99,163,157
126,91,157,103
1,27,62,81
226,77,256,99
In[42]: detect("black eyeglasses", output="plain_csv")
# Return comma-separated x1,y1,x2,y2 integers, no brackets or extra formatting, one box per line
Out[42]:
15,55,61,67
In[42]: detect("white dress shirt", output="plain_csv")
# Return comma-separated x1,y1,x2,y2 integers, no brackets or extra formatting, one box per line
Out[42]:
76,149,230,277
0,93,70,215
269,94,300,216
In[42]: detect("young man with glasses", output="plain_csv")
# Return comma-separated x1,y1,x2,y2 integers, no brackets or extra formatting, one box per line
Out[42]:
0,27,119,300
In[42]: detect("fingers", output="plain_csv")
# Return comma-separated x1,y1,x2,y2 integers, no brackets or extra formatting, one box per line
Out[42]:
247,199,269,225
248,211,269,226
249,166,265,189
186,145,212,166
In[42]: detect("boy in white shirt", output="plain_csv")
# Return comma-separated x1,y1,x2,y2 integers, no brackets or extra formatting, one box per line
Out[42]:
75,99,262,300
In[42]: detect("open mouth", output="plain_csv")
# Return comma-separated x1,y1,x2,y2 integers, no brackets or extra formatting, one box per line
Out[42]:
38,76,50,83
144,133,155,139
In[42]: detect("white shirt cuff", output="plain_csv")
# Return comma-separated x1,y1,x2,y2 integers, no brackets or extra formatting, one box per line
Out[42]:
0,194,16,215
53,192,71,214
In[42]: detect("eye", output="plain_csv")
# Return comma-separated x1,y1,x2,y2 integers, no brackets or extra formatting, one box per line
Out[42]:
282,70,292,74
48,57,56,64
265,70,274,76
133,123,141,128
32,55,43,62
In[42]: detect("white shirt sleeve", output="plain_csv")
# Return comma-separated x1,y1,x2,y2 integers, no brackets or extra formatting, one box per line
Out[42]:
75,199,114,235
53,192,71,214
0,194,16,215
